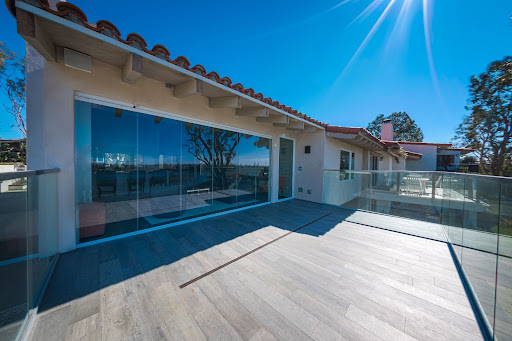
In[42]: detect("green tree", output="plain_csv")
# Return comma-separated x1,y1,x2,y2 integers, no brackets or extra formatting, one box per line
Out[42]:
461,155,477,164
366,112,424,142
0,41,26,137
453,56,512,176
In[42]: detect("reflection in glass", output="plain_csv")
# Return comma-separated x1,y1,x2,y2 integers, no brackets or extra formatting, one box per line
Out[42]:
238,134,271,204
76,102,139,243
212,128,239,210
181,123,214,219
496,183,512,340
138,114,182,228
0,172,58,341
279,138,294,199
75,101,272,243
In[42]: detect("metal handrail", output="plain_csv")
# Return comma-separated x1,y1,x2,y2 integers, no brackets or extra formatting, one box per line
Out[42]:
0,168,60,181
323,169,512,183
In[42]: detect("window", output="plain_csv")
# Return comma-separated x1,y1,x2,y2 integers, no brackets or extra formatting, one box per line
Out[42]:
437,155,456,171
371,155,379,170
75,100,271,243
340,150,355,180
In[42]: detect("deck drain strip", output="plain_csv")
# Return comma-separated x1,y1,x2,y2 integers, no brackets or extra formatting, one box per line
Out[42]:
179,212,332,289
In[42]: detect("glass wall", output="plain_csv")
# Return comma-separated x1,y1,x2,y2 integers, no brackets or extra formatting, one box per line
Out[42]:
75,100,271,243
0,170,58,341
278,137,293,199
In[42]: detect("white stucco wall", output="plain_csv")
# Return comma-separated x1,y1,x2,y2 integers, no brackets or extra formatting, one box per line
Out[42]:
26,47,323,252
400,144,438,171
291,130,325,203
323,137,364,171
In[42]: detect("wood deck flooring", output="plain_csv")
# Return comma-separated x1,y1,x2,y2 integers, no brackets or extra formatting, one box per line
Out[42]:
29,200,485,341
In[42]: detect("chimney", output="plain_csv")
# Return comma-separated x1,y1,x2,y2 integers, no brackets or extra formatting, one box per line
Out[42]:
381,119,394,141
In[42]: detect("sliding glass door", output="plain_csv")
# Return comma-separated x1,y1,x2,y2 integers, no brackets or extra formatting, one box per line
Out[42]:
278,137,294,199
75,99,271,243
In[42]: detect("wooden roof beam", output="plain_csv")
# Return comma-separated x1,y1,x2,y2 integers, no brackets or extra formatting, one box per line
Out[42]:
274,120,304,129
173,79,203,98
122,53,143,84
17,9,56,62
235,107,269,117
256,114,289,124
209,96,242,109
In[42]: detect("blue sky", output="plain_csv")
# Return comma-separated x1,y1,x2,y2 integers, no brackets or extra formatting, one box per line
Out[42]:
1,0,511,141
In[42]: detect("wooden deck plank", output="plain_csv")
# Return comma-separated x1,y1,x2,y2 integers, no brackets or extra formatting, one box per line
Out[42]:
27,199,485,341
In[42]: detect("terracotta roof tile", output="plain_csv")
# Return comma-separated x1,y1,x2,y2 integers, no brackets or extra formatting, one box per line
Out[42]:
5,0,326,127
325,126,384,146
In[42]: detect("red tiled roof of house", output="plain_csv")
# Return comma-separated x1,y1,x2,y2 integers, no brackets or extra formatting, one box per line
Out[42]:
325,126,384,146
383,141,452,147
405,151,423,159
6,0,328,128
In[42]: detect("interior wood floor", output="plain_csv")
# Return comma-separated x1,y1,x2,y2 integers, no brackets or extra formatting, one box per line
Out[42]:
29,200,484,341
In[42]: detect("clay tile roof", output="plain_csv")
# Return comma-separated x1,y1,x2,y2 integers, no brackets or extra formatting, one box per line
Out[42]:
96,20,121,38
151,44,171,61
5,0,326,127
231,83,245,92
173,56,191,70
191,64,207,76
405,151,423,159
219,77,232,87
205,71,220,82
325,126,385,146
125,33,148,51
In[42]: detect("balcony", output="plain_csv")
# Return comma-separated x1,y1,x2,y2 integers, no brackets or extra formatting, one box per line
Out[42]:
2,170,510,341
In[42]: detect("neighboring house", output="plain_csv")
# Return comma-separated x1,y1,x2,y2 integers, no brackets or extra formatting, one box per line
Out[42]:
380,119,474,172
324,126,407,172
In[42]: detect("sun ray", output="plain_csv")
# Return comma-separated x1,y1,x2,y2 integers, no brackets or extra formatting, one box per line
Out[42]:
384,0,413,55
336,0,398,82
250,0,356,41
422,0,446,111
349,0,386,27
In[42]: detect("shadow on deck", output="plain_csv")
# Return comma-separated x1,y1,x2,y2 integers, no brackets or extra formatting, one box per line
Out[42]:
29,199,486,341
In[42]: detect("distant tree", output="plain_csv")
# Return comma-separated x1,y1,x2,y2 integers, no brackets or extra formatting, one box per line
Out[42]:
184,124,239,189
461,155,477,164
0,41,26,137
453,56,512,176
0,143,16,163
366,112,424,142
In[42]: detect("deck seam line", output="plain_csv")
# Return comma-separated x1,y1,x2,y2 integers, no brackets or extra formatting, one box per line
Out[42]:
179,212,333,289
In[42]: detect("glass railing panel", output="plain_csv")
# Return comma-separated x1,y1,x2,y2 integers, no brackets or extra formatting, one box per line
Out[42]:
0,170,58,341
440,173,464,258
459,176,500,336
0,176,28,341
496,182,512,340
323,170,446,241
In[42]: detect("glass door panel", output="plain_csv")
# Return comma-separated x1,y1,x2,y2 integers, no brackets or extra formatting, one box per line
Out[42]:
76,102,139,243
211,128,239,212
137,114,182,229
279,138,294,199
238,134,271,205
181,123,214,219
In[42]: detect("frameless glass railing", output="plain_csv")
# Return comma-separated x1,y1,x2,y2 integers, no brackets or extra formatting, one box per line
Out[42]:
0,169,59,341
323,170,512,341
